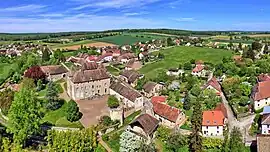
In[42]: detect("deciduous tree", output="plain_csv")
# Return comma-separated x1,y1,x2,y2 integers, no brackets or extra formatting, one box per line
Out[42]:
65,100,82,122
7,87,43,145
24,66,46,82
107,96,120,109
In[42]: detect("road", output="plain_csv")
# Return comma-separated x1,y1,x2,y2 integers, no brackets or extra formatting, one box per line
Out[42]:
220,93,256,142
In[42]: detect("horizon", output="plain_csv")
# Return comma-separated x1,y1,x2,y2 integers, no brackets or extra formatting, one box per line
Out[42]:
1,0,270,33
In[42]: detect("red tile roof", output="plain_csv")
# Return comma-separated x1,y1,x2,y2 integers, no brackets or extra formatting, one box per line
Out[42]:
214,103,228,118
202,110,225,126
87,55,98,62
151,96,166,103
204,77,222,93
251,81,270,101
152,101,182,122
192,64,204,72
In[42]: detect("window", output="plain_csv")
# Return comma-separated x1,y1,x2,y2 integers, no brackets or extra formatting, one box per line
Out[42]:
98,90,100,94
217,126,219,129
268,125,270,128
206,126,208,129
105,89,107,93
217,131,219,134
92,85,94,89
258,104,260,107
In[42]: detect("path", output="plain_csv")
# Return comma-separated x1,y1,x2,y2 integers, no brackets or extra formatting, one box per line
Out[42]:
98,137,112,152
220,93,256,142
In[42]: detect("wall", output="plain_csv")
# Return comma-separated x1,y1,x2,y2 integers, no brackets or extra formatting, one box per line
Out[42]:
255,98,270,110
262,124,270,134
67,77,110,100
49,73,66,82
154,114,176,128
202,126,224,136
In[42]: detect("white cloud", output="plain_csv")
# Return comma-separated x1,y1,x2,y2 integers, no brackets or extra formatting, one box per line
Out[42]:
124,11,148,16
172,17,196,22
39,13,64,17
0,4,46,12
72,0,160,10
0,14,164,33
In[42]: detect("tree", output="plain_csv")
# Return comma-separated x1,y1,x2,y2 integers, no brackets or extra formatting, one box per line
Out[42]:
138,141,156,152
7,87,43,145
107,96,120,109
120,130,141,152
24,66,46,82
184,93,192,110
190,85,201,97
65,100,82,122
183,62,192,70
229,127,245,152
21,77,36,89
189,100,203,152
135,77,147,90
11,72,21,83
47,128,97,151
45,82,60,110
167,133,188,151
156,126,170,142
202,137,223,150
37,79,43,91
53,49,65,63
157,52,165,59
99,115,112,126
42,48,50,61
251,41,262,50
0,89,14,115
167,37,174,46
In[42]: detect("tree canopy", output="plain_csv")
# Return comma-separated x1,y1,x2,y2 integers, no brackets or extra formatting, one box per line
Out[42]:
7,87,43,145
107,96,120,109
65,100,82,122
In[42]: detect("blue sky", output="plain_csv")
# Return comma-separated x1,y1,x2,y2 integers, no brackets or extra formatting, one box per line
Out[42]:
0,0,270,33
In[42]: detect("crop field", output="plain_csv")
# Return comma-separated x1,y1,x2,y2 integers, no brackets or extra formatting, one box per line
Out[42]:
61,41,117,50
244,34,270,38
211,39,253,44
94,35,156,45
140,46,233,79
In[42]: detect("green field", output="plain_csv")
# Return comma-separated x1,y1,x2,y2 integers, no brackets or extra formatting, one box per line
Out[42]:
42,102,83,128
140,46,233,78
0,62,17,85
94,35,155,45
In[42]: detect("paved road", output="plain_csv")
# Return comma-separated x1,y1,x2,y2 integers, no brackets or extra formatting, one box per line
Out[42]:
220,93,256,142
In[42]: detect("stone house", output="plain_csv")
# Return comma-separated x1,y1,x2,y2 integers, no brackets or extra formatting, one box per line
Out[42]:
257,134,270,152
251,80,270,110
119,70,140,87
67,68,110,100
202,109,227,137
40,65,68,81
110,81,145,111
143,81,164,98
127,114,159,142
146,100,186,128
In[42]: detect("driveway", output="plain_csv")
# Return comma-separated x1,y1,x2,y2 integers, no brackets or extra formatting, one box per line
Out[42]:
76,95,110,127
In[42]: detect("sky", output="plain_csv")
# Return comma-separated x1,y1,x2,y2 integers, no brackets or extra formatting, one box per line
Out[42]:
0,0,270,33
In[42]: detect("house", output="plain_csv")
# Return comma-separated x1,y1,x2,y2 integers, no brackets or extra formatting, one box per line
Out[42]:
166,68,184,76
117,53,136,64
119,70,140,87
143,81,164,98
40,65,68,81
67,68,110,100
127,114,159,142
258,74,270,82
125,59,136,71
261,114,270,134
86,55,98,62
251,81,270,110
257,134,270,152
151,96,166,103
110,81,145,111
202,110,226,137
97,53,113,63
147,101,186,128
138,51,148,60
191,63,207,77
203,77,223,96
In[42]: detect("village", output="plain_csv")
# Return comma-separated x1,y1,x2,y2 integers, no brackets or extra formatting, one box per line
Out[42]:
1,31,270,152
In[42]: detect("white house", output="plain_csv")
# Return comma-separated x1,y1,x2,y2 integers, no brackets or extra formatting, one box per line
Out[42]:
110,81,145,111
261,106,270,134
251,80,270,110
166,69,184,76
202,110,226,137
203,77,223,96
191,64,207,77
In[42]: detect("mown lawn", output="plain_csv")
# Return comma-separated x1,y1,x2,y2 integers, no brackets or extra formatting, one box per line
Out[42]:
0,62,17,86
106,66,120,76
95,35,153,45
140,46,233,79
42,102,83,128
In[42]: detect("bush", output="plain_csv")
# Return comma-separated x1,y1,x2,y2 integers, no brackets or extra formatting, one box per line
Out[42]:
65,100,82,122
100,115,112,126
156,126,171,142
107,96,120,108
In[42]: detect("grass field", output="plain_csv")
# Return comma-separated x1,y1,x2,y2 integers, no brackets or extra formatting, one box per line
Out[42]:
94,35,154,45
140,46,233,78
42,102,83,128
